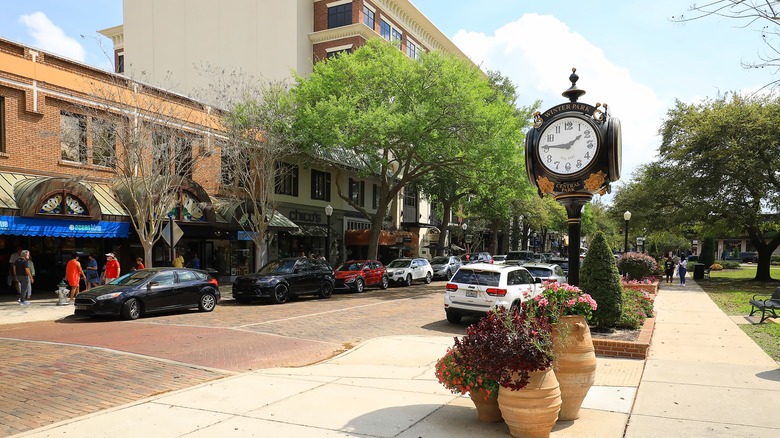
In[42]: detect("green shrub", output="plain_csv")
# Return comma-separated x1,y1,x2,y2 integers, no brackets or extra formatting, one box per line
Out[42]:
617,288,654,329
616,252,659,280
716,260,741,269
580,232,623,329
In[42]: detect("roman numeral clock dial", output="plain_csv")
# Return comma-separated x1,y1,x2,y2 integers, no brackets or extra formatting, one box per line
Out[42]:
538,116,599,176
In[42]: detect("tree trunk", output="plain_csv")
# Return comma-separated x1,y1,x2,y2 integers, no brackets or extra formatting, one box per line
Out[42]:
368,214,383,260
437,201,454,255
143,241,154,268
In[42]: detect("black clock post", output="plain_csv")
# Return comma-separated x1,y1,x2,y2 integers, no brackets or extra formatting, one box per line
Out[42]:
525,69,622,286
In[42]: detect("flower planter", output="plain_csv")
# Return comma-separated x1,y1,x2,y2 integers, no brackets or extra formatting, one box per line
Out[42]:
497,368,561,438
552,315,597,421
622,280,659,296
470,388,503,423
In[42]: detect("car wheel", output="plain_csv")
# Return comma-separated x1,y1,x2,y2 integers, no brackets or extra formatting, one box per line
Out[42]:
380,276,389,290
424,272,432,284
445,269,452,280
405,274,413,287
446,309,462,324
199,293,216,312
272,284,289,304
319,281,333,299
121,298,141,320
355,278,365,293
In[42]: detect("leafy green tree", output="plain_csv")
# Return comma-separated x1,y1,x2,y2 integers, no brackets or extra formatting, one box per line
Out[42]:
580,232,623,329
293,39,521,259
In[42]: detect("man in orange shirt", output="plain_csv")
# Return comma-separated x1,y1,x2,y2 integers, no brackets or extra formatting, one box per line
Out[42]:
66,253,86,303
103,253,121,284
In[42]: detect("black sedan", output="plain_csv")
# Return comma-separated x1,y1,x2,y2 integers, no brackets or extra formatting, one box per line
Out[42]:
232,257,334,304
74,268,220,320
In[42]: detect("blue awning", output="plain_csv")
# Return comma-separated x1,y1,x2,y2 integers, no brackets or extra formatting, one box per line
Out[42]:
0,215,129,238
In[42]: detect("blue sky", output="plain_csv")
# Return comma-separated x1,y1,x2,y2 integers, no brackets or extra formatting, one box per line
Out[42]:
0,0,772,191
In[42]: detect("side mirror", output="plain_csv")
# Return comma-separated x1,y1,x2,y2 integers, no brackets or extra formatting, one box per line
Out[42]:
147,281,159,289
534,277,542,284
363,266,370,271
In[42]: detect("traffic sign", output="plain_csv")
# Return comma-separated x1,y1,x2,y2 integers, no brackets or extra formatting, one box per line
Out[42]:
161,220,183,247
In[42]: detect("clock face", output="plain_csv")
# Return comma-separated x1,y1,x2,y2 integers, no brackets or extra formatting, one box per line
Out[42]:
537,116,599,175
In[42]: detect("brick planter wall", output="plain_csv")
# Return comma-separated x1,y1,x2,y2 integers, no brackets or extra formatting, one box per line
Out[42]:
592,315,655,359
622,281,660,295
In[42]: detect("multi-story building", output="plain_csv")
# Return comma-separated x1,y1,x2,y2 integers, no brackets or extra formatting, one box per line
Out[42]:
98,0,472,265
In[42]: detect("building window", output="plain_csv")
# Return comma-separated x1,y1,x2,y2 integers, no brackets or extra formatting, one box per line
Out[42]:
174,136,193,178
328,3,352,29
349,178,365,207
152,131,170,176
0,96,5,153
60,111,87,163
326,49,350,59
407,40,419,59
363,5,375,29
392,28,402,43
275,161,299,196
91,118,115,167
117,52,124,73
380,19,391,40
404,184,417,207
372,184,379,209
311,169,331,201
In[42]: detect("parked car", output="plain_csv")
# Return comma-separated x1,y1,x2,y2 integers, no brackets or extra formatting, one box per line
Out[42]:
232,257,334,304
465,251,493,264
333,260,388,292
430,255,462,280
522,262,568,284
386,258,434,286
444,263,542,323
504,250,534,266
74,268,220,320
493,254,507,264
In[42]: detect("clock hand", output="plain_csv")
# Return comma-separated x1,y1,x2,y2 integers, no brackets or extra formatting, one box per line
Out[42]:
543,136,582,150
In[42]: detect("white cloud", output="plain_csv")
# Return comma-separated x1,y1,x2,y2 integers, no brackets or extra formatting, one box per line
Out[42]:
19,11,86,62
452,13,664,188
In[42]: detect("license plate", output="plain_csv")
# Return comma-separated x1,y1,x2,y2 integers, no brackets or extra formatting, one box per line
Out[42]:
465,290,478,298
75,305,89,310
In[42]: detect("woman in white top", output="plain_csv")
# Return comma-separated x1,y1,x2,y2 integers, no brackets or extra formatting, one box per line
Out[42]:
678,256,688,286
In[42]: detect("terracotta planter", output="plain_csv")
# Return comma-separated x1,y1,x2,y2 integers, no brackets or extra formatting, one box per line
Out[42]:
552,315,597,421
469,388,503,423
497,368,561,438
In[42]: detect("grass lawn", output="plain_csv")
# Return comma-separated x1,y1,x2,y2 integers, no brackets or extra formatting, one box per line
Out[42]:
699,265,780,361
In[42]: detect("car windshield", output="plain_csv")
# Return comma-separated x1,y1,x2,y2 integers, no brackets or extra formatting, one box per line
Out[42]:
111,270,153,286
336,262,364,272
494,255,506,261
506,252,532,261
387,260,411,268
431,256,450,264
450,269,500,287
258,259,298,274
525,267,553,278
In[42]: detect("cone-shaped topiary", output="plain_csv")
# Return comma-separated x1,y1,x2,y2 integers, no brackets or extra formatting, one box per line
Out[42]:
579,231,623,329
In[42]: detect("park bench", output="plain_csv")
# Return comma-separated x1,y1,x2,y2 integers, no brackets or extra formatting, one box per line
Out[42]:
749,288,780,323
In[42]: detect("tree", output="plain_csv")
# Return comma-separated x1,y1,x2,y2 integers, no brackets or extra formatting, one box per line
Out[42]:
212,77,298,269
580,232,623,329
293,39,521,259
658,93,780,281
85,75,212,267
674,1,780,90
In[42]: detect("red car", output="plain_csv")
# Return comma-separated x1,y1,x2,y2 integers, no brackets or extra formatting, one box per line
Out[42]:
333,260,389,292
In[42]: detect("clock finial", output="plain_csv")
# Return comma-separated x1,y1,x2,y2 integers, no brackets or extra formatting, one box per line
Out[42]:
561,67,586,102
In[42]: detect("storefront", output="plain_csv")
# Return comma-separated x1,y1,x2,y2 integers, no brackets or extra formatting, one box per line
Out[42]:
344,229,417,265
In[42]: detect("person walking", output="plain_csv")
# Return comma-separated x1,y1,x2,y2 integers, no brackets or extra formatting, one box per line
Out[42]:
8,245,21,296
12,250,32,305
135,257,145,270
173,252,184,268
66,253,86,303
664,255,674,284
102,253,121,284
85,254,101,289
188,254,200,269
678,256,688,286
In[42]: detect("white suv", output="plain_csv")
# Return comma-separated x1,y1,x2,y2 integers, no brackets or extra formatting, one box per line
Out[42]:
386,258,434,286
444,263,541,323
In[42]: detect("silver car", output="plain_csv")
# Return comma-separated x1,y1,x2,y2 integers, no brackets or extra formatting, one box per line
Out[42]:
430,255,462,280
522,262,567,284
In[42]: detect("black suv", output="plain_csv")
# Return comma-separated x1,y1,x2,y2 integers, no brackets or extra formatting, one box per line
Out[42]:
232,257,335,304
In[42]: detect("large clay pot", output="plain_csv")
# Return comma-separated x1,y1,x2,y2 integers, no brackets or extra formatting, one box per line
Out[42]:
497,368,561,438
552,315,597,421
470,388,503,422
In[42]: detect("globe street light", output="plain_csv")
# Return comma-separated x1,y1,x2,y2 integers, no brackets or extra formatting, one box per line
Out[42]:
325,204,333,265
623,210,632,253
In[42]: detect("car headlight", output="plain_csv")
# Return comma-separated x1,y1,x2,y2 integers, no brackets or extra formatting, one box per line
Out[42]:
96,292,122,301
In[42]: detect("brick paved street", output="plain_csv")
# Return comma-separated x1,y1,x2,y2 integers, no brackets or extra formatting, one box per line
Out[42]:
0,282,464,436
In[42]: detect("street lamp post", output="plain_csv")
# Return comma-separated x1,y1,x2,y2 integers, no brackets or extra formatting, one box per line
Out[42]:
325,205,333,265
623,210,632,253
461,223,468,254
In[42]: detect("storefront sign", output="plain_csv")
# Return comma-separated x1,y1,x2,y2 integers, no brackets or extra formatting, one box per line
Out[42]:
287,209,323,224
0,215,130,238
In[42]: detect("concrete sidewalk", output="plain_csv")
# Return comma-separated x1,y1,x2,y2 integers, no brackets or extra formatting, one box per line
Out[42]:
8,279,780,437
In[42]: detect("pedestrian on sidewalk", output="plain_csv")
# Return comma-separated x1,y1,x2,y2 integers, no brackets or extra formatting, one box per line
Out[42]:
664,255,674,284
66,253,86,303
12,250,33,305
85,254,100,289
678,256,688,286
8,245,21,296
102,253,120,284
